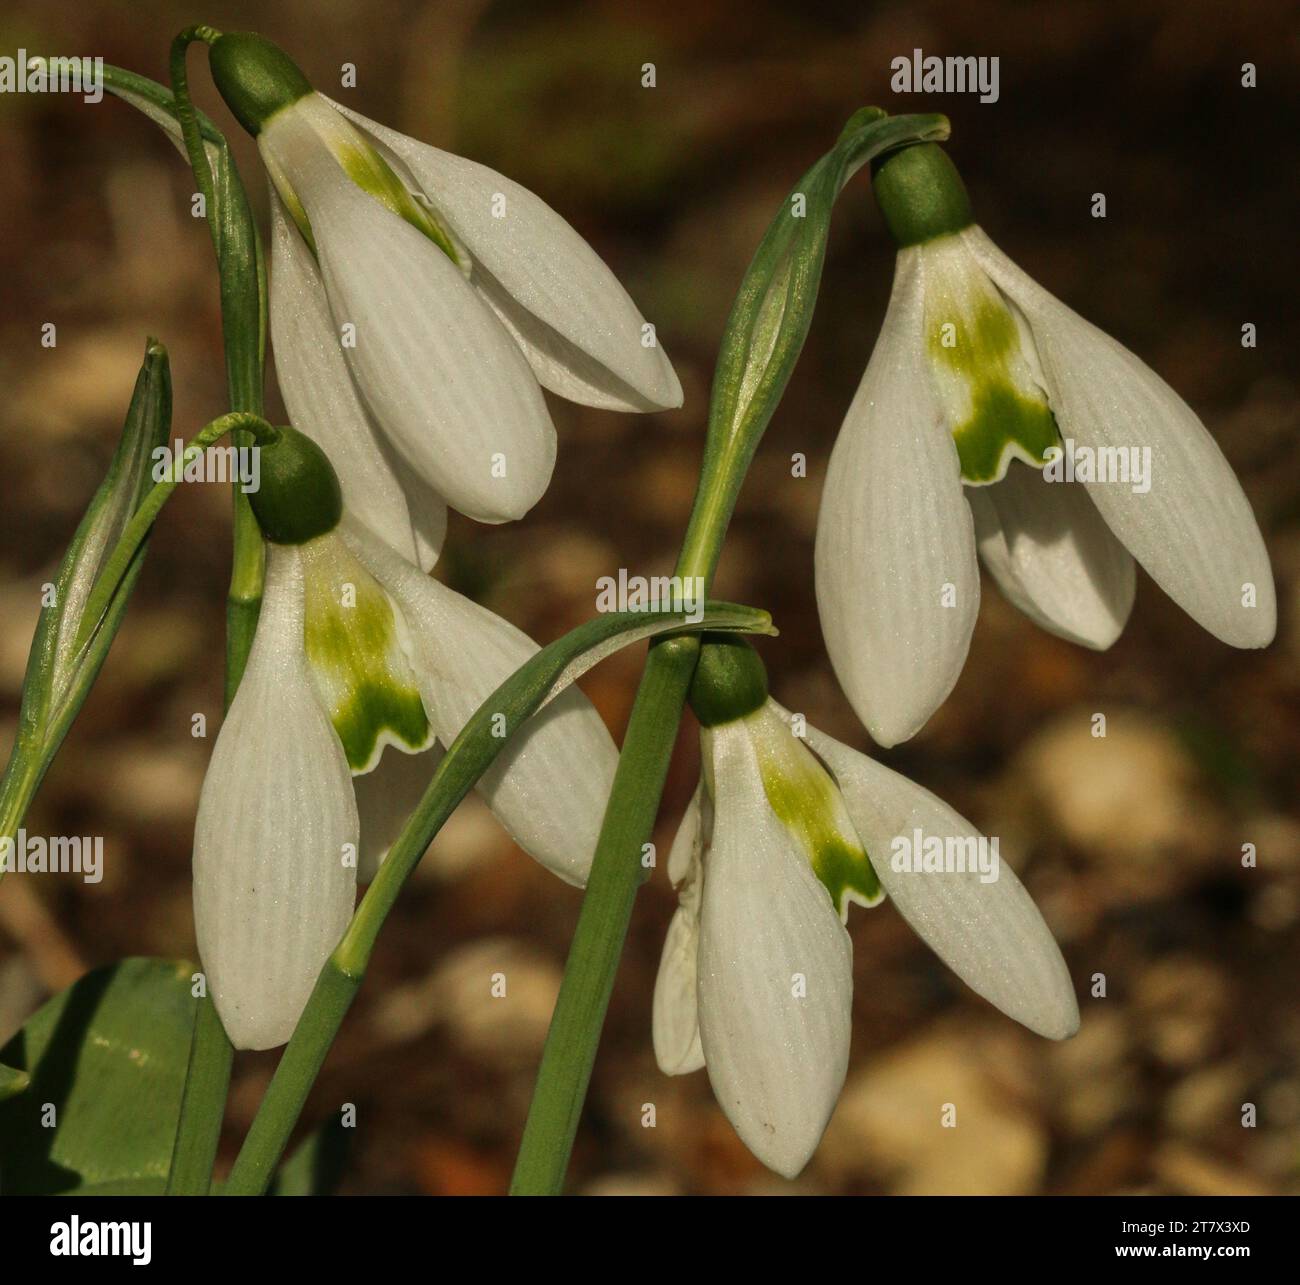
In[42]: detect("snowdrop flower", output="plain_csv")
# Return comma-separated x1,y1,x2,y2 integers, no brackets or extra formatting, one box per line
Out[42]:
816,142,1276,747
208,32,681,536
193,427,617,1049
653,638,1077,1177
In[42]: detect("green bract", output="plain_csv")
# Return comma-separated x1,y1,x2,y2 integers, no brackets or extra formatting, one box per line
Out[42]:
248,425,343,544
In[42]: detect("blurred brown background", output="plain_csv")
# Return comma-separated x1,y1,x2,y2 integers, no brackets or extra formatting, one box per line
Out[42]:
1,0,1298,1195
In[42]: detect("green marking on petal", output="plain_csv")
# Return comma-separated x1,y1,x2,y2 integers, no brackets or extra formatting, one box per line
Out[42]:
921,235,1061,485
300,534,433,773
335,138,461,265
747,706,881,916
266,95,460,266
952,383,1060,483
271,164,318,255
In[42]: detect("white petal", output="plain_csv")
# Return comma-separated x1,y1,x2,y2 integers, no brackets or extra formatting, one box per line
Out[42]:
696,722,853,1177
349,528,617,886
193,546,358,1050
653,902,707,1076
653,782,709,1075
804,721,1078,1040
269,191,434,566
667,778,708,888
815,249,980,747
968,461,1135,649
965,226,1275,648
328,99,683,413
263,103,557,524
386,448,448,572
353,742,444,882
653,784,709,1076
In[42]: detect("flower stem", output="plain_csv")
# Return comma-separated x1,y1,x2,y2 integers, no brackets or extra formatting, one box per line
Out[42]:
507,409,733,1196
509,635,699,1193
221,960,361,1196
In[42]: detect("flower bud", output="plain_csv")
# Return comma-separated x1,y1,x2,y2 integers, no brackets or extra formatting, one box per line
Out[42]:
1,340,171,846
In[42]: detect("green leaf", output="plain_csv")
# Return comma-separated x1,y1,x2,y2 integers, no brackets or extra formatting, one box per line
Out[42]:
0,958,197,1194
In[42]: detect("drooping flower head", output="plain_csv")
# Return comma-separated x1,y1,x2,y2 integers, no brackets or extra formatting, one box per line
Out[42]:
815,141,1275,747
207,32,682,538
194,427,617,1049
654,636,1078,1177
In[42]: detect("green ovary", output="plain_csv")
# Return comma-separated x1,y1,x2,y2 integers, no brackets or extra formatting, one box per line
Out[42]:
300,535,432,773
923,243,1061,484
751,714,881,915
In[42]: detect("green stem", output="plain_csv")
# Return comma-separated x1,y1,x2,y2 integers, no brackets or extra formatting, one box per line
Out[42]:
509,636,699,1192
221,961,361,1196
507,537,722,1196
168,25,268,697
